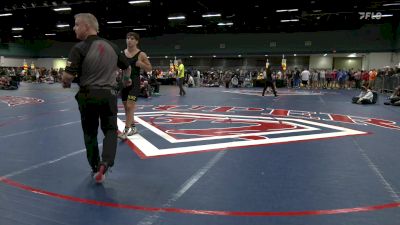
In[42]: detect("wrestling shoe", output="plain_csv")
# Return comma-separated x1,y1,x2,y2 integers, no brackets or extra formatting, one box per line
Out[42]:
93,163,108,184
126,126,138,136
118,127,137,139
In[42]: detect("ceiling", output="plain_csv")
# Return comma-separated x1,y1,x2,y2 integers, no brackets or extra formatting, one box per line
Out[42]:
0,0,399,43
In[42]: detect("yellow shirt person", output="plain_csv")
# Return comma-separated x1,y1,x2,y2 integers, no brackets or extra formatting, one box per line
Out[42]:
177,59,186,96
178,63,185,79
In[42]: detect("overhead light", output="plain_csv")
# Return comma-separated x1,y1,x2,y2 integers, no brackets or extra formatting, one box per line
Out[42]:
129,0,150,4
57,24,70,28
133,28,147,31
0,13,12,16
280,19,299,22
217,22,233,26
168,16,185,20
348,53,357,57
45,33,56,36
265,54,268,57
238,54,242,57
12,27,24,31
276,9,298,12
294,54,297,56
187,25,202,28
13,35,22,38
213,55,216,58
323,53,327,56
164,56,168,58
53,7,71,11
107,21,122,24
383,3,400,6
313,9,322,12
202,13,221,18
190,56,193,58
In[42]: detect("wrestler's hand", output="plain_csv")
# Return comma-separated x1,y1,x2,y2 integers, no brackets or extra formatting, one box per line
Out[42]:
61,72,74,88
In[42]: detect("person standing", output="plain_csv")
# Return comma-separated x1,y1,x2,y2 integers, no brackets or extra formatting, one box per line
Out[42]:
300,68,310,89
368,69,377,90
262,66,277,97
177,59,186,96
293,68,301,88
62,13,130,183
118,32,152,139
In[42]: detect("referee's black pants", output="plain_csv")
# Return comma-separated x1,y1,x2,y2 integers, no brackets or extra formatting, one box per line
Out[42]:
75,88,118,171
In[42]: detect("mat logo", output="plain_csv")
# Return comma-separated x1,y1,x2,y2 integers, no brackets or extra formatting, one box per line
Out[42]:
161,116,296,139
118,111,367,158
0,96,44,107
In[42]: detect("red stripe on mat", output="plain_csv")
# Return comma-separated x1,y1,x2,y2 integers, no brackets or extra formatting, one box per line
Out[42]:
1,177,399,216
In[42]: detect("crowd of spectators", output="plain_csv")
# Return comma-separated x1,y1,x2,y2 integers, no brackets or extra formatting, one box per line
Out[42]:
149,66,400,92
1,66,399,97
0,67,64,87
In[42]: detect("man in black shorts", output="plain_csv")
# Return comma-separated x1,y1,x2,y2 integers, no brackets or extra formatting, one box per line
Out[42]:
62,13,130,183
118,32,152,139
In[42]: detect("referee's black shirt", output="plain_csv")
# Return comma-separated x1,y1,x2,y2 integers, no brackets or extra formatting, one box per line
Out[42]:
65,35,129,88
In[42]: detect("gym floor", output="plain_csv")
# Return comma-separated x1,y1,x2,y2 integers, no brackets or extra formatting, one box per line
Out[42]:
1,83,399,225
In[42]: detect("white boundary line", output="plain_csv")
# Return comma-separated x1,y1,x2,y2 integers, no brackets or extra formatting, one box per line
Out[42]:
118,112,367,157
135,114,317,143
352,139,400,202
0,148,88,180
0,120,81,138
137,151,226,225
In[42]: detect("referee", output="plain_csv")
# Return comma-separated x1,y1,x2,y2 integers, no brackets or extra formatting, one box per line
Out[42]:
62,13,130,184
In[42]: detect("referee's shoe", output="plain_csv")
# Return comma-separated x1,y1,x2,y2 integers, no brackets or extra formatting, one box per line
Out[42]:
94,162,108,184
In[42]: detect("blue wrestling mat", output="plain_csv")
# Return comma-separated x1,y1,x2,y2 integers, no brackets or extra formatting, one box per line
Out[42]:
1,83,399,225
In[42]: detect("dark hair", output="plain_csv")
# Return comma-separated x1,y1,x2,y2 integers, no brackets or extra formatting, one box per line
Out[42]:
126,32,140,41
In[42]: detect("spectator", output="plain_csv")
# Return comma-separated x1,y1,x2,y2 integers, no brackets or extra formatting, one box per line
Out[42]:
352,86,375,104
187,75,194,87
384,86,400,106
